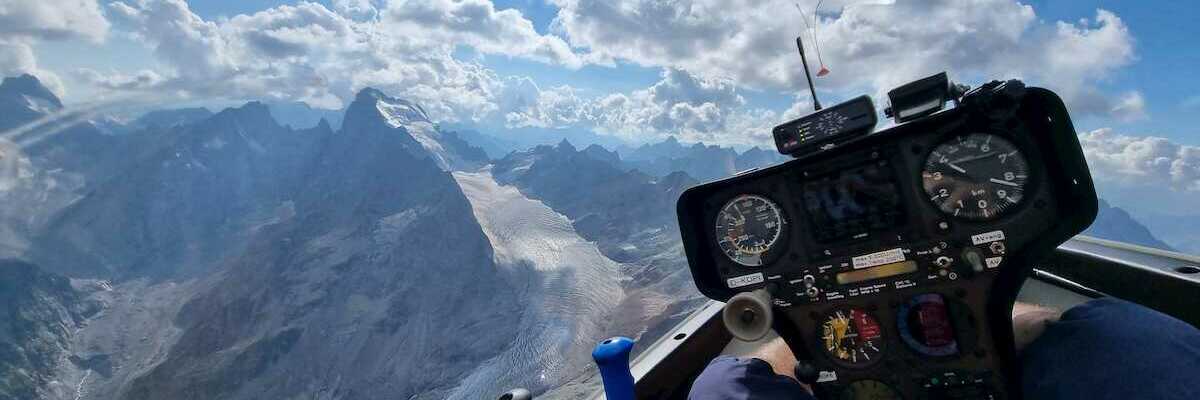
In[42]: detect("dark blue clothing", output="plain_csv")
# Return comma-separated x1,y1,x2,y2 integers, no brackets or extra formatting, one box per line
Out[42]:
690,298,1200,400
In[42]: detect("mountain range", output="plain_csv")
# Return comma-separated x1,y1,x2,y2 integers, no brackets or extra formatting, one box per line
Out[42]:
0,74,701,400
616,136,789,182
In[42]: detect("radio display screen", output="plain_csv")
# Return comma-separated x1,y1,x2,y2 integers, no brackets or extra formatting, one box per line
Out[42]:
802,161,904,243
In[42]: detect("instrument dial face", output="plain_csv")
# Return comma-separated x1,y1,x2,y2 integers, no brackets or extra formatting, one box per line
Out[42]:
898,293,960,357
715,195,785,267
840,380,901,400
922,133,1029,220
821,308,885,367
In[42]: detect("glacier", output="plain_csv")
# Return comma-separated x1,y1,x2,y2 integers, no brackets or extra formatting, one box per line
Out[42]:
449,169,624,398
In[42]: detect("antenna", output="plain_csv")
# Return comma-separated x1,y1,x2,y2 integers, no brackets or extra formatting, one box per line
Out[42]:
795,36,823,111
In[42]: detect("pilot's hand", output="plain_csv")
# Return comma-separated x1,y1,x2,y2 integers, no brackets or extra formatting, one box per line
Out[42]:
749,336,814,395
1012,302,1062,353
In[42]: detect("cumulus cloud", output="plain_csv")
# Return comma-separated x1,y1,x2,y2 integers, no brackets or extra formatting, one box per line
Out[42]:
74,68,165,91
0,39,65,97
384,0,589,68
0,0,112,97
0,0,110,42
1080,129,1200,191
332,0,382,20
549,0,1138,120
588,68,755,142
501,68,778,146
95,0,600,115
498,78,589,128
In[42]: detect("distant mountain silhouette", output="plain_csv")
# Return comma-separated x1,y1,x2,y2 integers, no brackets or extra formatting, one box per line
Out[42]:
1085,198,1174,250
617,136,788,181
129,107,213,131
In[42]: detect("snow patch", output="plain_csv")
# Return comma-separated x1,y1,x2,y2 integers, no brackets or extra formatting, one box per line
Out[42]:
373,206,430,244
22,94,58,114
375,99,429,126
233,127,266,154
374,98,478,171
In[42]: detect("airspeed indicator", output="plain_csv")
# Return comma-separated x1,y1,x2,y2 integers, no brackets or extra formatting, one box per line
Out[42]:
715,195,786,267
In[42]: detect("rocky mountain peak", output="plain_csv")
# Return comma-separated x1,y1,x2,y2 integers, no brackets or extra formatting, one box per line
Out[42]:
315,117,332,132
0,74,62,111
0,74,65,132
555,138,576,152
353,87,430,126
209,101,277,127
581,143,620,167
342,88,485,171
1085,198,1174,250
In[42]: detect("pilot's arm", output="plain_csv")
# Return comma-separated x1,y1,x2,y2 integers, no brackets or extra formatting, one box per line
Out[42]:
689,336,815,400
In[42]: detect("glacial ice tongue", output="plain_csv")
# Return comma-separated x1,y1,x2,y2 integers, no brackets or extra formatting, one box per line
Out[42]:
449,170,624,399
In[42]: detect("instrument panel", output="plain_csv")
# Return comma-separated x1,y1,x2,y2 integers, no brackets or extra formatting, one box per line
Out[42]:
677,87,1097,400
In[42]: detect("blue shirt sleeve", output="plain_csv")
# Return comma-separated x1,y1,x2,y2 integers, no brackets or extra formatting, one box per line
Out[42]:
688,356,816,400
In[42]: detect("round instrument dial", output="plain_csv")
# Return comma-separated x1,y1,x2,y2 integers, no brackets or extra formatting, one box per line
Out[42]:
841,380,901,400
820,308,885,367
922,133,1029,220
715,195,785,267
898,293,960,357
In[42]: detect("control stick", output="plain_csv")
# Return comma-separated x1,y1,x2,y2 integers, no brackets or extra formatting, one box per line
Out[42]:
793,361,820,385
723,289,774,341
592,336,636,400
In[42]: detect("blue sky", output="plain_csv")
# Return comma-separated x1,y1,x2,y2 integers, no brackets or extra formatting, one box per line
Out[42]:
1,0,1197,215
1026,0,1199,140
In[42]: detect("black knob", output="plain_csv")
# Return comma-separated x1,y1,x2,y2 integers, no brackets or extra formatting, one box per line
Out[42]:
740,308,757,325
793,361,819,385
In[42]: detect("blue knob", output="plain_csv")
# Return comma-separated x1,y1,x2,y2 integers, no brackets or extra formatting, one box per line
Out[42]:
592,336,636,400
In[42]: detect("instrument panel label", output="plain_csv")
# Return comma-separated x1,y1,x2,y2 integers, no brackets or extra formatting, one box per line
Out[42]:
852,248,905,269
727,273,764,288
985,256,1003,269
971,230,1006,245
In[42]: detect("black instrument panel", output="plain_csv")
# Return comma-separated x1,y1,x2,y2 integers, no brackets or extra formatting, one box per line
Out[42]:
678,87,1097,400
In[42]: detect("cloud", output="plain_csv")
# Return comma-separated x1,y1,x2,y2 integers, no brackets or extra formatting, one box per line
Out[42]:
589,68,752,141
501,67,781,146
549,1,1137,120
1110,91,1147,122
74,68,165,91
0,39,65,97
0,0,111,97
0,0,110,42
1080,129,1200,191
332,0,382,20
96,0,598,115
383,0,589,68
0,40,37,78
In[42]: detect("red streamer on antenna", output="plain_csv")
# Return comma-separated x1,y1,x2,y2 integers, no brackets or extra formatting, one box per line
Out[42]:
797,1,831,78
